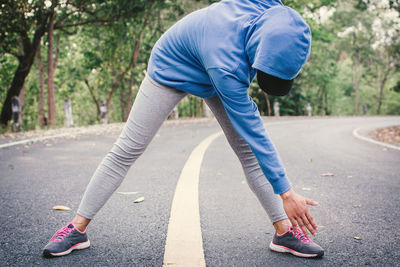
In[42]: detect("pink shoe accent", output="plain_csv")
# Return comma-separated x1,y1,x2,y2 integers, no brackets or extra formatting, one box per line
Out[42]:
49,240,91,256
288,226,312,243
270,242,319,258
49,224,75,242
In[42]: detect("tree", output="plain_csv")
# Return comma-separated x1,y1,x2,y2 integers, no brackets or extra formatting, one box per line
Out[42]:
373,43,400,114
367,1,400,114
47,2,57,125
334,1,376,114
0,1,50,126
0,0,158,126
36,40,45,126
2,0,399,130
81,1,185,122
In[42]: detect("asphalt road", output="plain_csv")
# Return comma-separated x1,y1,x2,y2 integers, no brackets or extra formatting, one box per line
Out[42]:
0,116,399,266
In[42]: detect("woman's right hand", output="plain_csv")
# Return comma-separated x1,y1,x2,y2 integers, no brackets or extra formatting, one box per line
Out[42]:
280,188,319,238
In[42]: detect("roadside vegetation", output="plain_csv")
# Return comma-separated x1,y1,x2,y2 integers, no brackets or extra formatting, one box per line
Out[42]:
1,0,399,133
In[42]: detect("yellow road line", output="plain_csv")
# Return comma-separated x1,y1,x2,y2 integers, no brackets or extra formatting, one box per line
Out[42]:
163,131,222,267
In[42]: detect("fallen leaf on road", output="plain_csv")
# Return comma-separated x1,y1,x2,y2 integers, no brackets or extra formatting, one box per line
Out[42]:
320,173,334,177
309,159,313,163
52,205,71,211
347,175,353,178
133,197,144,203
353,205,361,208
9,164,14,170
217,172,222,176
117,191,139,195
302,187,312,191
354,236,362,240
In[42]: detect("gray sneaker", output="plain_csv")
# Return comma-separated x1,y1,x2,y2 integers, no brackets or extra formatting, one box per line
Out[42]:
269,226,324,258
43,223,90,257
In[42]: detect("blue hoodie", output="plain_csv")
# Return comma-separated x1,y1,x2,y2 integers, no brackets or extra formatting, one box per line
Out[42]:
148,0,311,194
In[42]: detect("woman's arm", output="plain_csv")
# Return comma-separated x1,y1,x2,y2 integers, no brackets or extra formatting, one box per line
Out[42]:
208,67,318,236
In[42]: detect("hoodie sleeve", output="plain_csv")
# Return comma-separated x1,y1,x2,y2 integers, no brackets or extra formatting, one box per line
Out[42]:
207,67,291,194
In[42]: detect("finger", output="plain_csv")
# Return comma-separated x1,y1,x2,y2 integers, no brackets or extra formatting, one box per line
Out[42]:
289,217,297,233
297,217,309,238
301,215,315,237
305,198,318,206
306,211,318,233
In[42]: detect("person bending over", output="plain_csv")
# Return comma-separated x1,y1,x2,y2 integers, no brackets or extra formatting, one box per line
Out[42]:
43,0,324,259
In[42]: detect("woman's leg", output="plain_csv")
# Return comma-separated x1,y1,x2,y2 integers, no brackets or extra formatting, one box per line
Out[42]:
74,75,187,228
204,96,289,233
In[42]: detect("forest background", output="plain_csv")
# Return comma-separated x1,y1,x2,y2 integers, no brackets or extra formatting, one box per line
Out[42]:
0,0,399,132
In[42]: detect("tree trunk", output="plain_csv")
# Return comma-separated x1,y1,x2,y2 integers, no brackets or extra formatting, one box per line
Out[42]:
1,60,30,126
324,89,330,115
47,13,57,126
54,34,60,69
121,77,135,122
354,68,361,115
263,92,271,116
196,98,201,117
0,25,47,126
376,55,391,115
191,96,195,117
376,70,389,115
18,83,26,126
37,43,45,127
127,77,134,112
353,52,361,115
119,81,127,122
84,79,101,119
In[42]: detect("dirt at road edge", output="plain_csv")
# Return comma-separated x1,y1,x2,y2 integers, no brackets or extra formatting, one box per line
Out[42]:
369,125,400,147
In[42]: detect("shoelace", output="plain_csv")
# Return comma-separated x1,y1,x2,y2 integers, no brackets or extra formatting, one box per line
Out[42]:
288,226,312,243
50,225,74,242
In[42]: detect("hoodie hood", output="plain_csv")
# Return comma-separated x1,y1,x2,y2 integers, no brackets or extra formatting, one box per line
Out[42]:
246,6,311,80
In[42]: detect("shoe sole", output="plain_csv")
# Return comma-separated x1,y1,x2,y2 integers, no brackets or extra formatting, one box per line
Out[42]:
269,241,323,258
44,240,91,257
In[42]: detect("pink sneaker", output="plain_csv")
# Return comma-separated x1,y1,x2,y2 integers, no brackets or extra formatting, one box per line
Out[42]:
43,223,90,257
269,226,324,258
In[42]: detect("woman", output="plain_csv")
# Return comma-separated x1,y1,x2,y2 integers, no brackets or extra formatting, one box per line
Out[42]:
43,0,324,259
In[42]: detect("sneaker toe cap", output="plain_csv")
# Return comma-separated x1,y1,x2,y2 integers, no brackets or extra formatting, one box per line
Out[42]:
309,243,324,257
42,241,63,256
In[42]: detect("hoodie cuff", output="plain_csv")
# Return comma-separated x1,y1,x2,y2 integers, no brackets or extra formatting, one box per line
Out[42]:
270,176,292,195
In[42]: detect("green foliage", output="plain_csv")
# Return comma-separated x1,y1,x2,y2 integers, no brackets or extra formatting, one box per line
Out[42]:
178,96,204,117
0,55,18,103
0,0,399,132
389,0,400,13
393,81,400,93
283,0,336,12
0,0,48,55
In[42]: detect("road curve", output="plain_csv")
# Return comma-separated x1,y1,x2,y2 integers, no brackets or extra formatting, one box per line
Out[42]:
200,116,400,266
0,116,399,266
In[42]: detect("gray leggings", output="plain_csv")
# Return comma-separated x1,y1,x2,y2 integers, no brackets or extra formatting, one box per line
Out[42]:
77,75,287,223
